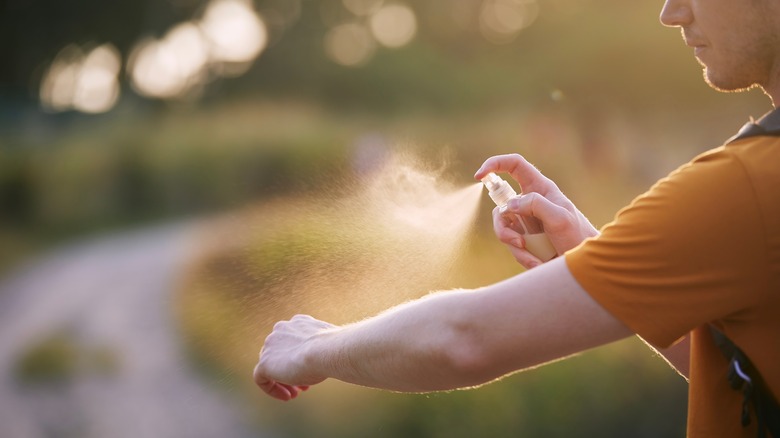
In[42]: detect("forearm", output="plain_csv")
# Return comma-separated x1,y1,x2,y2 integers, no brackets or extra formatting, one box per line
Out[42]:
305,290,481,392
301,258,632,392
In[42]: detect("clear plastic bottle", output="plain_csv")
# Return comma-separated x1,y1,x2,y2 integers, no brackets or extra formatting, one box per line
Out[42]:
481,172,557,262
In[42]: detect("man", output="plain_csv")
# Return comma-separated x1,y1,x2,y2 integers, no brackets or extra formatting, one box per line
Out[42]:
254,0,780,435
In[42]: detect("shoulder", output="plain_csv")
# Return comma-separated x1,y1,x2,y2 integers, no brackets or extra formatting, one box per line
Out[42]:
565,145,769,347
610,145,757,248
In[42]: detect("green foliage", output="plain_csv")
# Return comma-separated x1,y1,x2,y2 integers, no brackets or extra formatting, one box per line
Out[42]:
12,333,119,386
0,104,357,276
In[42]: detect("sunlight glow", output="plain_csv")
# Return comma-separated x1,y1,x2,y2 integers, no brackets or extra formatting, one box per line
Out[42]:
324,23,376,67
369,4,417,48
167,23,211,81
479,0,539,44
129,39,190,99
199,0,268,64
40,44,121,114
40,46,80,112
128,0,267,99
73,45,122,113
128,23,212,99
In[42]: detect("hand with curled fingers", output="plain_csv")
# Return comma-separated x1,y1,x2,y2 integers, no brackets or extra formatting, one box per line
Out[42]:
474,153,599,269
253,314,335,401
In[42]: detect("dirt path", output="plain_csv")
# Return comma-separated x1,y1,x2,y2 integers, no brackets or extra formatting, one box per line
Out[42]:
0,222,259,438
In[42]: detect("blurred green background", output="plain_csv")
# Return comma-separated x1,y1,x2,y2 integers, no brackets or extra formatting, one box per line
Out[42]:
0,0,772,437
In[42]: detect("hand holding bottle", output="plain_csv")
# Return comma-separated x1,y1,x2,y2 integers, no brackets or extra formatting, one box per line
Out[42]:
475,154,599,269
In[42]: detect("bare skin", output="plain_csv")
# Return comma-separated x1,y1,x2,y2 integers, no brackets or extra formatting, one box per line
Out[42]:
474,154,692,379
254,257,632,401
474,154,599,269
660,0,780,105
253,0,780,402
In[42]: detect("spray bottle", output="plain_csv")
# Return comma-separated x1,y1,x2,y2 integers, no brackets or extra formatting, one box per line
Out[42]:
481,172,557,262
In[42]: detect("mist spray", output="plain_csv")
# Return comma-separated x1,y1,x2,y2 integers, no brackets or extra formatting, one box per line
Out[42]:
481,172,557,262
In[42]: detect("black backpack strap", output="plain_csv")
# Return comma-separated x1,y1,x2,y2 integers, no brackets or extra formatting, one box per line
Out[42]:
709,325,780,438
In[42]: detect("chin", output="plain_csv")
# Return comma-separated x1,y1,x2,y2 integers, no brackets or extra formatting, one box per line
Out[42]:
703,68,757,93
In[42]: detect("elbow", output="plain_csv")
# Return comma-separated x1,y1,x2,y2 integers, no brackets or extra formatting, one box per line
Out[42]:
410,290,504,390
436,323,498,388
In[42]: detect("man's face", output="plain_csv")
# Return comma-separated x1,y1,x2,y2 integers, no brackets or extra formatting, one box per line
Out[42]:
660,0,780,93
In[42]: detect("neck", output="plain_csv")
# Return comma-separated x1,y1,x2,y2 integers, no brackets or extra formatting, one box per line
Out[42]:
768,65,779,108
762,82,778,108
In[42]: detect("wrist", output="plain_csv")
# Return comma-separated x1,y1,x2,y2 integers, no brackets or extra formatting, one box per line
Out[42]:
300,327,341,385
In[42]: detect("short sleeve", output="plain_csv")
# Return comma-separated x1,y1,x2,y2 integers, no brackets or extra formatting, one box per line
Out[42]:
565,147,767,348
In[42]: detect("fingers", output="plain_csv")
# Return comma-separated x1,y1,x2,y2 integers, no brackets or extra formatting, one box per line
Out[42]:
504,193,592,254
507,245,544,269
492,206,524,248
253,363,309,401
253,364,292,401
254,314,331,401
506,192,570,235
474,154,553,195
491,206,545,269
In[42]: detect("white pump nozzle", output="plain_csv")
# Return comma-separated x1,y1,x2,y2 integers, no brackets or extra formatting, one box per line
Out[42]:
480,172,517,207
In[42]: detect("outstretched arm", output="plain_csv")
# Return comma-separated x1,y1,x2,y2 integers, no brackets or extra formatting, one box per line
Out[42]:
253,257,633,400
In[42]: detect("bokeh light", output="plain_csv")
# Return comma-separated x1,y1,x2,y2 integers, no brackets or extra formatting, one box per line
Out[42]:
129,39,192,99
369,3,417,48
39,45,81,112
40,0,269,108
324,22,377,67
165,23,210,82
479,0,539,44
128,23,210,99
128,0,267,99
199,0,268,66
40,44,121,114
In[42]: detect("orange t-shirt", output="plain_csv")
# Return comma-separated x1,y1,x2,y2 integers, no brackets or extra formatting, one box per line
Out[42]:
565,129,780,436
